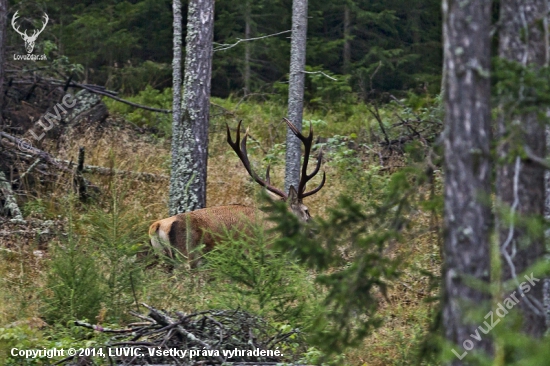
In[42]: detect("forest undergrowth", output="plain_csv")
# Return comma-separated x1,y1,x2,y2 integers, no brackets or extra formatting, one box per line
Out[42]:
0,95,442,365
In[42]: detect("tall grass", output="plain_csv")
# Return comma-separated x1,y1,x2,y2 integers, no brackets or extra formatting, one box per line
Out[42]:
0,95,443,365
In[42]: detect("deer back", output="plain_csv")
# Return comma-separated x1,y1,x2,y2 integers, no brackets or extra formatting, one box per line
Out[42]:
149,205,258,264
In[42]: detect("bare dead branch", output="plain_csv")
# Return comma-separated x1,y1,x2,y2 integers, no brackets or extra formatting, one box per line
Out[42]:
214,30,291,52
301,70,337,81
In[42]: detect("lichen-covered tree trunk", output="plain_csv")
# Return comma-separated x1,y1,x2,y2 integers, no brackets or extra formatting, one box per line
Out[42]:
442,0,493,363
546,126,550,327
284,0,307,193
169,0,214,215
497,0,547,337
171,0,183,159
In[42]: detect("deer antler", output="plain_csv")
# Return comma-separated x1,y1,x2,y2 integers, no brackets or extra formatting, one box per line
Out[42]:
11,11,48,39
32,13,49,38
11,11,26,37
283,118,326,198
227,121,288,199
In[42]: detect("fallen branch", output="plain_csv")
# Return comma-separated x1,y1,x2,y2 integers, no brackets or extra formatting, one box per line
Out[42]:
366,104,390,146
0,131,71,172
63,304,305,366
63,161,169,182
70,81,172,114
1,132,166,185
17,158,42,182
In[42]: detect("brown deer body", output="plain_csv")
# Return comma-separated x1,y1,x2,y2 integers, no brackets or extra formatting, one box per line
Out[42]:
149,119,325,266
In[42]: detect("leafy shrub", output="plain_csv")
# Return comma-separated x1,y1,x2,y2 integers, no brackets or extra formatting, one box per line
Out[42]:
267,179,417,353
204,221,322,330
104,85,172,135
0,323,109,365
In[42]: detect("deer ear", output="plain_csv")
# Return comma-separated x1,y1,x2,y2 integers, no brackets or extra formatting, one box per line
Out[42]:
288,185,299,204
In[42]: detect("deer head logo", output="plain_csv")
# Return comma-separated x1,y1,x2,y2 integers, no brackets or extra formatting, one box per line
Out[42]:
11,11,49,54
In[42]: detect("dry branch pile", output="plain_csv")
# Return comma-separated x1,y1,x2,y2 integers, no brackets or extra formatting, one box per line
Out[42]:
0,67,168,224
58,304,305,366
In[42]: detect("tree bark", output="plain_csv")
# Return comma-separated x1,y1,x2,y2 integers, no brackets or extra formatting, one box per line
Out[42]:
546,126,550,328
284,0,308,193
442,0,493,363
171,0,183,157
497,0,547,337
169,0,214,215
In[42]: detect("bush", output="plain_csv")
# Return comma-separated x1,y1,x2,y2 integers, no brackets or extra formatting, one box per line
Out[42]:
42,200,103,325
104,85,172,136
204,221,322,330
42,186,147,325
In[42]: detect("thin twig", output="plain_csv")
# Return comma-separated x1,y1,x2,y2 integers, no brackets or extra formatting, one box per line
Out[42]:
301,70,337,81
214,30,291,52
16,158,41,182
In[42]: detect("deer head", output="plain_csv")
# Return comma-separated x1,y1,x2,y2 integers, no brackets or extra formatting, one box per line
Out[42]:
226,118,325,222
12,11,49,54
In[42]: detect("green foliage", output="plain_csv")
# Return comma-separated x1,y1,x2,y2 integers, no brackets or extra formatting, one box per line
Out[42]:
0,323,109,365
112,61,172,95
42,198,103,325
104,85,172,135
493,57,550,117
21,199,47,218
299,346,346,366
42,186,147,325
0,325,47,365
40,0,441,99
273,67,356,108
265,157,438,355
320,134,361,168
267,196,396,353
50,55,85,78
85,187,146,321
204,222,322,329
45,0,172,87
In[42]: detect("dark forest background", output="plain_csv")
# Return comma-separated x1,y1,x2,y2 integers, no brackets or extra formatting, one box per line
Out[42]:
8,0,442,100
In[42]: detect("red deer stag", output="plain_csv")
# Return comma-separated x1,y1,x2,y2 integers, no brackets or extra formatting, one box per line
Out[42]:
148,118,325,266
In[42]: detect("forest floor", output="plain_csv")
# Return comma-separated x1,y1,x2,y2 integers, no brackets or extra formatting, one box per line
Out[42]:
0,97,441,365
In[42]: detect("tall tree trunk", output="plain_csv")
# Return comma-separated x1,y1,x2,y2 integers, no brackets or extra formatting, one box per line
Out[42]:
497,0,547,337
0,0,7,120
171,0,183,191
244,2,251,95
442,0,493,363
285,0,308,193
343,4,351,74
169,0,214,215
